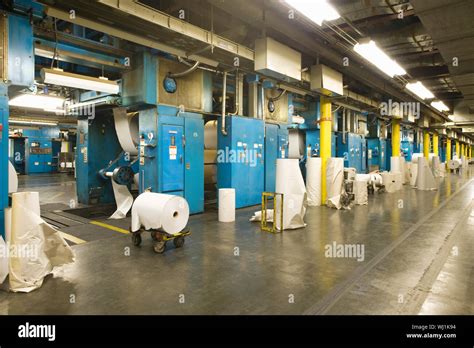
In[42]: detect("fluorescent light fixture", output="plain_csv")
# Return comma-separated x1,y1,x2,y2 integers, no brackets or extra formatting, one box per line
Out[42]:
405,81,434,100
284,0,340,26
431,101,449,112
9,119,58,126
353,40,406,77
9,94,65,112
41,68,120,94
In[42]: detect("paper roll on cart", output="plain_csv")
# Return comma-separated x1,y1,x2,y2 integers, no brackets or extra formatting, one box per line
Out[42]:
130,192,191,254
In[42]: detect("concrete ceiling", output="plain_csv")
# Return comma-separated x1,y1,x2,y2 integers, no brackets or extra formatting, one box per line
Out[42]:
410,0,474,124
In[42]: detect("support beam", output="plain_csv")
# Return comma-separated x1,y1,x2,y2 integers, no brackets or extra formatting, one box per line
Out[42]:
0,84,8,238
320,97,332,205
423,131,430,159
456,140,460,159
433,132,439,156
392,119,401,157
446,138,451,171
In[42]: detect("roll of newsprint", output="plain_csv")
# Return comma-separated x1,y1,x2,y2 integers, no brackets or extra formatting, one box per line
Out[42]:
306,157,321,206
109,180,134,220
276,159,306,195
8,161,18,193
448,159,461,170
412,153,423,164
131,192,190,233
326,158,344,209
353,179,368,205
218,189,235,222
415,157,437,190
204,120,218,150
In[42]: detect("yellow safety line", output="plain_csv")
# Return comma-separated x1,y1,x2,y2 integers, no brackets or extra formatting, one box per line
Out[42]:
59,231,86,245
90,220,130,234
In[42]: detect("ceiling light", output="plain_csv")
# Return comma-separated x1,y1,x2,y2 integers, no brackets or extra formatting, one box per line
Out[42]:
284,0,340,26
9,119,58,126
431,101,449,112
405,81,434,100
353,40,406,77
9,94,65,111
41,68,119,94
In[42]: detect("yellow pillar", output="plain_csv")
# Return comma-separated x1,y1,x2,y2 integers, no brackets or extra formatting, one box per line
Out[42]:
461,143,465,158
456,141,460,159
446,138,451,171
392,119,400,157
320,97,332,205
423,131,430,159
432,132,439,156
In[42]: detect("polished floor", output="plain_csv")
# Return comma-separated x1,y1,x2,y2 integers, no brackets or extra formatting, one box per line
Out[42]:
1,169,473,315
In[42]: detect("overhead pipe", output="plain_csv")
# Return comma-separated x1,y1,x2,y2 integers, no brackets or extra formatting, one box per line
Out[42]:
229,71,240,116
168,57,200,78
221,71,228,135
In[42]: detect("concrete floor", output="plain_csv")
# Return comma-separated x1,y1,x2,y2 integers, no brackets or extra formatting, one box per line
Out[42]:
1,169,473,315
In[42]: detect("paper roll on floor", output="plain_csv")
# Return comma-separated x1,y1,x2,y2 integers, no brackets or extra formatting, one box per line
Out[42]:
218,189,235,222
412,153,423,163
326,158,344,207
354,180,368,205
204,120,218,150
131,192,190,234
306,157,321,206
380,172,400,193
9,192,74,292
276,159,306,195
113,108,139,155
415,157,437,190
410,163,418,186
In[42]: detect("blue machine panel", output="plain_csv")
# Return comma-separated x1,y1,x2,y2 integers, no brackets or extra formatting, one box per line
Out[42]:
0,86,8,238
401,141,414,162
367,138,387,171
264,124,288,193
139,108,204,214
361,137,367,173
8,15,34,87
161,124,184,192
218,116,265,208
336,133,366,173
306,129,336,158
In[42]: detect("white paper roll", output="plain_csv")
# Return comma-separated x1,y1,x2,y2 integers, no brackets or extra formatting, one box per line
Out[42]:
380,172,399,193
288,129,305,159
415,157,437,190
355,174,371,182
306,157,321,206
326,158,344,204
204,120,218,150
404,161,411,183
4,207,11,244
390,156,402,173
409,163,418,186
448,159,461,170
113,108,139,155
218,189,235,222
133,173,140,186
354,180,368,205
412,153,423,164
8,161,18,194
276,159,306,195
131,192,190,234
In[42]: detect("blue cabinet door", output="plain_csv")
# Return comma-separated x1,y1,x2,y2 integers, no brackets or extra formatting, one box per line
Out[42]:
161,124,184,192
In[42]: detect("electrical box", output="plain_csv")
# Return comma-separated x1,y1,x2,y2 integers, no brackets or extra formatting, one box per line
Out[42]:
218,116,265,208
310,64,343,97
255,37,301,82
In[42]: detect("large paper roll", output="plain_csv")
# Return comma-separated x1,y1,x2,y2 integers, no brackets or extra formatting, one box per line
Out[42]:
390,156,407,184
306,157,321,206
415,157,437,190
204,149,217,164
131,192,190,234
409,163,418,186
354,180,368,205
218,189,235,222
326,158,344,205
288,129,305,159
8,161,18,193
9,192,74,292
432,156,442,178
405,162,412,183
113,108,139,155
448,159,461,170
4,207,11,244
355,174,371,182
276,159,306,195
380,172,399,193
204,120,218,150
411,153,423,164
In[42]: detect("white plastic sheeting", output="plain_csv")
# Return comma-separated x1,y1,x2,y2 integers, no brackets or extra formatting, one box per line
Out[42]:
353,180,368,205
5,192,74,293
380,172,401,193
218,189,235,222
131,192,190,234
306,157,321,206
326,158,344,209
415,157,437,190
8,161,18,194
113,108,139,155
109,180,134,219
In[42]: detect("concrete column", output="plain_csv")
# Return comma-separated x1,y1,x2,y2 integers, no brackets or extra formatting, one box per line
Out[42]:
446,138,451,171
391,119,400,157
423,131,430,159
320,97,332,205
